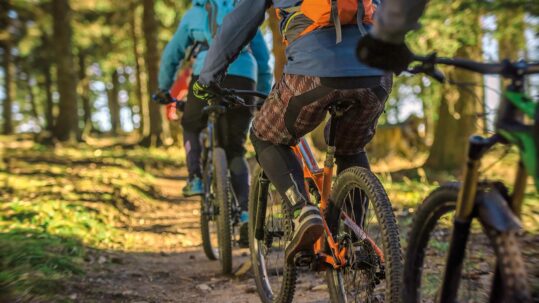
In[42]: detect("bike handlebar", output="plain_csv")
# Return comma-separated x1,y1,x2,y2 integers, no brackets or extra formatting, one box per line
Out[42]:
408,52,539,82
210,88,268,109
153,89,268,112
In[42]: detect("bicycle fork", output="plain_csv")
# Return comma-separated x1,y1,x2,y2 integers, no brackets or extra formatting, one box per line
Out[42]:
439,135,499,303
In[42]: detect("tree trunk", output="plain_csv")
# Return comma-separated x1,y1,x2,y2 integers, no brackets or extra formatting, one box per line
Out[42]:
2,43,13,134
141,0,163,146
52,0,79,142
26,75,40,124
268,8,286,82
107,69,121,135
425,46,483,172
130,6,147,135
78,52,93,133
42,63,55,133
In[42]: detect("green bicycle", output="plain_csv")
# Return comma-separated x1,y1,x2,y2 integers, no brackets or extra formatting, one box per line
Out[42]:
403,53,538,302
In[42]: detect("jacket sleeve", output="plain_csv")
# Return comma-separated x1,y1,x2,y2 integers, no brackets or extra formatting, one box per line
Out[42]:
250,30,272,95
371,0,429,44
158,17,192,91
199,0,271,87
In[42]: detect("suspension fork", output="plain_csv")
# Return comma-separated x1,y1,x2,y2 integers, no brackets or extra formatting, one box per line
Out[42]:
439,135,500,303
511,161,527,218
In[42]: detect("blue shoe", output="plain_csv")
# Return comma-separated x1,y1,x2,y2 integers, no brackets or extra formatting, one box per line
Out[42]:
240,211,249,224
182,177,204,197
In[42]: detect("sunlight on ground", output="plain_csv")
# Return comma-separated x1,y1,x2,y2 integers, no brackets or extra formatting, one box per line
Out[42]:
0,137,537,300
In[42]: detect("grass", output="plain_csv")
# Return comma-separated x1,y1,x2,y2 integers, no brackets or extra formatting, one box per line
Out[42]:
0,140,184,301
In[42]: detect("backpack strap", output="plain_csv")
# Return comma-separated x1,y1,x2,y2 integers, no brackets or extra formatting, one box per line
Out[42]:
357,0,367,36
330,0,342,43
205,2,218,37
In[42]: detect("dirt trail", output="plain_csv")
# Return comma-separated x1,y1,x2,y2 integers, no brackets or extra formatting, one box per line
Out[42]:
70,170,329,303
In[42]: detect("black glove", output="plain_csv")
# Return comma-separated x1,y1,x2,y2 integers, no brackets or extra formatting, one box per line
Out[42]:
152,89,175,105
356,34,414,74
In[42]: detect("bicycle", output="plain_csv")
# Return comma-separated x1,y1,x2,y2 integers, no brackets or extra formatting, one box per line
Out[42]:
214,92,403,302
154,90,265,274
402,53,539,303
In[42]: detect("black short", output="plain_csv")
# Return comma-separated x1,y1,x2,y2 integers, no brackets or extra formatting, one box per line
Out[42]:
181,75,255,159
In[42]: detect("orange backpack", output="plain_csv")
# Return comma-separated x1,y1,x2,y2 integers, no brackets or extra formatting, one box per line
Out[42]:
278,0,376,44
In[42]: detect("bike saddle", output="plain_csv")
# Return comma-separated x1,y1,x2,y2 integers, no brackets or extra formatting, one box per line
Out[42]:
202,104,227,115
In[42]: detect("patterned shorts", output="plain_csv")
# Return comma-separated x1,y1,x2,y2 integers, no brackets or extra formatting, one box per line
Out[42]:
252,74,393,155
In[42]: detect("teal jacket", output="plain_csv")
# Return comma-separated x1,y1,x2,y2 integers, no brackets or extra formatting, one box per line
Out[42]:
158,0,272,94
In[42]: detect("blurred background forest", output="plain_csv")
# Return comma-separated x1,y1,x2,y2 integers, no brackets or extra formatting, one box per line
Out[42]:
0,0,538,170
1,0,539,302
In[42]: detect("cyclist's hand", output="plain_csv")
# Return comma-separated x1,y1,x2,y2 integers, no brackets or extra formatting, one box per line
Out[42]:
193,81,217,101
152,89,174,105
165,103,179,121
356,33,413,74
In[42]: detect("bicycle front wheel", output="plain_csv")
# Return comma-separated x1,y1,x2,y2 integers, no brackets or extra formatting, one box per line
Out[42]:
326,167,402,303
214,147,233,274
403,184,530,303
249,165,297,303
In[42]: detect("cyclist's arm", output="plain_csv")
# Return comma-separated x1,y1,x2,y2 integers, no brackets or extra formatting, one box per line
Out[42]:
250,30,273,95
199,0,271,87
158,18,192,91
371,0,429,43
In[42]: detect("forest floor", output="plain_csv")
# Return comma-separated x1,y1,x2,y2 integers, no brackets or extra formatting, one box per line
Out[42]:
0,136,538,302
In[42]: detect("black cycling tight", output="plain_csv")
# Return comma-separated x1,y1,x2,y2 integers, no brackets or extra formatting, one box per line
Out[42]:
250,131,370,207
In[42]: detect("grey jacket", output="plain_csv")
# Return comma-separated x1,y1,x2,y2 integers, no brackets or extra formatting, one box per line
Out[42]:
371,0,429,43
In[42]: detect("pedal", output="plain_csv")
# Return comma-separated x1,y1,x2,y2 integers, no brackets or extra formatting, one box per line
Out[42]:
294,251,314,267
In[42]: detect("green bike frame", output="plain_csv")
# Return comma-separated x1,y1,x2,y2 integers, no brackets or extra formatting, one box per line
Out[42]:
499,91,539,191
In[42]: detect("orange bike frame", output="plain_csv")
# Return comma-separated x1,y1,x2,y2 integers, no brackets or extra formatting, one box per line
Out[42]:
291,137,384,269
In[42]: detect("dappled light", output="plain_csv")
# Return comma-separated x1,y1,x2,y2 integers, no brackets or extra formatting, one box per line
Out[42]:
1,0,538,302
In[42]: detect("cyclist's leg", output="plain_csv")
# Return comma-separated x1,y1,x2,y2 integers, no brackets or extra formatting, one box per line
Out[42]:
328,74,393,227
252,74,338,263
183,129,203,179
252,74,337,208
181,76,208,195
220,76,255,214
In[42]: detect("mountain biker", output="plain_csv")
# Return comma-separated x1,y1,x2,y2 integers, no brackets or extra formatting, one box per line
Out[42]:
193,0,393,264
154,0,272,245
356,0,428,73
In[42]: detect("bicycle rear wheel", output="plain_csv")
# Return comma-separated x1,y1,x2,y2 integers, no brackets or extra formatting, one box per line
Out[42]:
326,167,402,303
201,153,218,260
403,184,530,303
249,166,297,303
214,147,233,274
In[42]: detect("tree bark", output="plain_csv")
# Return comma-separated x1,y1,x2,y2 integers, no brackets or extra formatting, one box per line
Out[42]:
141,0,163,146
42,63,55,133
26,75,40,124
425,46,484,172
52,0,79,142
268,8,286,82
1,44,13,134
130,6,147,135
107,69,121,135
1,1,13,134
78,52,93,133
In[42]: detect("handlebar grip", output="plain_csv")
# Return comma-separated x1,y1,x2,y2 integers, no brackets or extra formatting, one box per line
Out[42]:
431,69,446,83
